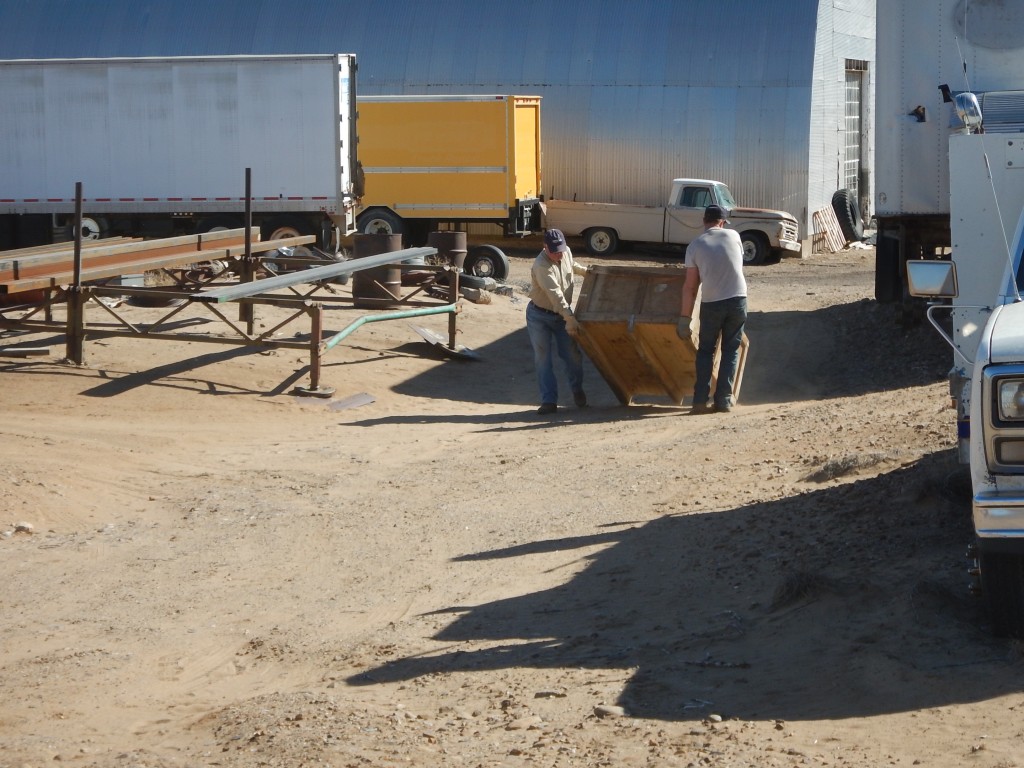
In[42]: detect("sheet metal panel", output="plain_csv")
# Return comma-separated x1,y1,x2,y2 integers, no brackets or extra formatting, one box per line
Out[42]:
876,0,1024,218
0,54,355,214
0,0,875,238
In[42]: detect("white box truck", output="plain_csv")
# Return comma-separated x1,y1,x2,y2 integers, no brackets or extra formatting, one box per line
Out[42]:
875,0,1024,313
909,114,1024,638
0,54,359,251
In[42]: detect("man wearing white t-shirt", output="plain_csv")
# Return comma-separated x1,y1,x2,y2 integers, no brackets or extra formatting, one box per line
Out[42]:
679,205,748,414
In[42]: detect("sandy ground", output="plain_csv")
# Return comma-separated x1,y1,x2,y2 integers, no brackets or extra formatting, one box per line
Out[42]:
2,236,1023,768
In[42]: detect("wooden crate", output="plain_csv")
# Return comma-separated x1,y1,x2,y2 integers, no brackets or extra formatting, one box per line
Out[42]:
575,264,748,405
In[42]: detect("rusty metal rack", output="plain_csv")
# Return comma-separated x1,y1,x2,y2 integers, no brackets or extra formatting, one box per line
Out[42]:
0,229,462,397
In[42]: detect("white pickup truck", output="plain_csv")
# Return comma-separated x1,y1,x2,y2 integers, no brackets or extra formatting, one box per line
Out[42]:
543,178,800,265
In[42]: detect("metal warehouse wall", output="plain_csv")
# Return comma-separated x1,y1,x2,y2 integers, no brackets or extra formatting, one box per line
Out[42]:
0,0,876,240
810,0,876,228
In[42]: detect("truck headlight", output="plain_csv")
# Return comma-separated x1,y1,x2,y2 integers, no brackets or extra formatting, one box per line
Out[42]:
983,366,1024,473
998,378,1024,421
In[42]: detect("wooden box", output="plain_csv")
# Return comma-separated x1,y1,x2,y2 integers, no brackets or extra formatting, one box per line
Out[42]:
574,265,748,405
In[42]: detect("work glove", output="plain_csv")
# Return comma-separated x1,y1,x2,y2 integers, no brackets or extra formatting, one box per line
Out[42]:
676,316,692,340
564,315,581,337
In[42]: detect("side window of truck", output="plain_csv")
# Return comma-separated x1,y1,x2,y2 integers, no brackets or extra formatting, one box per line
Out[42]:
678,186,711,209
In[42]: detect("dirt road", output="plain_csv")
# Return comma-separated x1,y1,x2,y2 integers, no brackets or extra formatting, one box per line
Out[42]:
3,238,1022,768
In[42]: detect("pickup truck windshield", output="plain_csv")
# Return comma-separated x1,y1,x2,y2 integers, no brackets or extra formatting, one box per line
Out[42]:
714,184,737,209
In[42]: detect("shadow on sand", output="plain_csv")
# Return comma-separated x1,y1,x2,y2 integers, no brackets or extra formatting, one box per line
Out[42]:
346,451,1019,721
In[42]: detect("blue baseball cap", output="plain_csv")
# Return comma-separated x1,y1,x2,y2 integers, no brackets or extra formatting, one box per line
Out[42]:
544,229,568,253
704,205,729,222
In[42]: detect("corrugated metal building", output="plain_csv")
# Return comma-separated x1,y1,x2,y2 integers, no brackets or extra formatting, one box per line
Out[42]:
0,0,875,245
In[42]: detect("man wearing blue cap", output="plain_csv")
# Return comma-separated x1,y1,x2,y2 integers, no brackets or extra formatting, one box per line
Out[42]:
527,228,589,415
679,204,748,414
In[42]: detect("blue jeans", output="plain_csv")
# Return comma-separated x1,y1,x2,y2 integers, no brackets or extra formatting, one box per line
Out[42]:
694,296,747,408
526,302,583,405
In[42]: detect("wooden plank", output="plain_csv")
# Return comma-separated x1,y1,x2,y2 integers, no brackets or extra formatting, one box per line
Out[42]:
632,326,696,405
812,207,846,253
823,206,846,250
574,325,633,405
0,237,139,259
0,229,313,291
0,247,234,293
0,227,259,272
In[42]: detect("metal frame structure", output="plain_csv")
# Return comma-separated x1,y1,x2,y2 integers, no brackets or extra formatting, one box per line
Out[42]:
0,181,463,396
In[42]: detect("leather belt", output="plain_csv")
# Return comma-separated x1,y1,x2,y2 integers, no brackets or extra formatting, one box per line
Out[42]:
530,301,561,317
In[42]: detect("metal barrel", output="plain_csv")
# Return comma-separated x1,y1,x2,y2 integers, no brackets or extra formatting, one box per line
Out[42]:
427,231,468,271
351,234,403,308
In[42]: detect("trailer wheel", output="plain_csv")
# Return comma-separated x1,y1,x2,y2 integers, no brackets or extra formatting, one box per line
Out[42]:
463,244,510,280
740,231,769,265
583,227,618,256
261,215,315,258
358,208,403,236
979,548,1024,638
197,215,244,234
831,188,864,243
69,216,108,241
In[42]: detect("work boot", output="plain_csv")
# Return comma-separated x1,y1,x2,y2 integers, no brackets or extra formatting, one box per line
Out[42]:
689,402,713,415
537,403,558,415
573,389,588,408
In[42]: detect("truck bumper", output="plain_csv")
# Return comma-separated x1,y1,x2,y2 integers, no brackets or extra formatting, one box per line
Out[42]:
975,493,1024,549
777,238,801,253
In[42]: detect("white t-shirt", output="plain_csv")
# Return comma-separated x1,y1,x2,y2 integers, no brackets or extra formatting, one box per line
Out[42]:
684,227,747,303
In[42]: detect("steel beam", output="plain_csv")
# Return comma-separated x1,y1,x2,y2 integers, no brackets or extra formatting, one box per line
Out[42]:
191,247,437,303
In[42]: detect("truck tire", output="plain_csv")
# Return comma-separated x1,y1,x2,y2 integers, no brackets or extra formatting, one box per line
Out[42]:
358,208,403,236
261,215,316,258
583,227,618,256
68,216,108,241
740,231,769,265
261,215,313,242
463,244,510,280
979,548,1024,638
831,188,864,243
197,215,244,233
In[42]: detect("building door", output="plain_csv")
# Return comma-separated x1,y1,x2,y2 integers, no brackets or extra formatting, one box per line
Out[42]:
844,60,867,197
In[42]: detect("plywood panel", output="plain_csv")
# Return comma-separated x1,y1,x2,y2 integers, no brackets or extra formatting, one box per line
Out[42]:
575,264,747,406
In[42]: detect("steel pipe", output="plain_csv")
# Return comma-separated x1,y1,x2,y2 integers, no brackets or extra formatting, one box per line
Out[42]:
323,303,458,351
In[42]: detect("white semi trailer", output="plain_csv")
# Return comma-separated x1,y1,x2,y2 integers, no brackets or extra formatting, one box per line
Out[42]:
0,54,360,250
874,0,1024,317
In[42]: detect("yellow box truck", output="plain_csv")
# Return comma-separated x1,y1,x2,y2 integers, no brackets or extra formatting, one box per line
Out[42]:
355,94,542,241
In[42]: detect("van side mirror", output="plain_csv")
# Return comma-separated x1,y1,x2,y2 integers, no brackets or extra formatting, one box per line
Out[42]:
906,260,959,299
